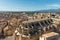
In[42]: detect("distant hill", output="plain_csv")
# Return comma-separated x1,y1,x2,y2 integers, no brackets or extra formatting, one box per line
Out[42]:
0,9,60,13
37,9,60,13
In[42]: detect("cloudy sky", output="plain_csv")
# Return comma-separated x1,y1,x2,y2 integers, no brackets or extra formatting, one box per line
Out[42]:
0,0,60,11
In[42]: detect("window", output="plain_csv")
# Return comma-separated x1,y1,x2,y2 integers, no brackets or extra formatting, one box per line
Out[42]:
48,20,51,24
50,19,53,22
31,23,35,27
25,25,28,28
28,24,32,28
44,20,49,25
35,22,40,27
40,21,45,26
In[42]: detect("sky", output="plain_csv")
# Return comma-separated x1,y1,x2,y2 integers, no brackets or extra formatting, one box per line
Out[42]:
0,0,60,11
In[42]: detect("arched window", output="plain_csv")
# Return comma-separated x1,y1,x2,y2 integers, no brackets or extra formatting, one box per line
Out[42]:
50,19,53,22
31,23,35,27
28,23,32,28
34,22,40,27
44,20,49,25
40,21,45,27
48,20,51,24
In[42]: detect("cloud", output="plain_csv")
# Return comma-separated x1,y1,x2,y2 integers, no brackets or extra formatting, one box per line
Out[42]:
47,4,60,9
